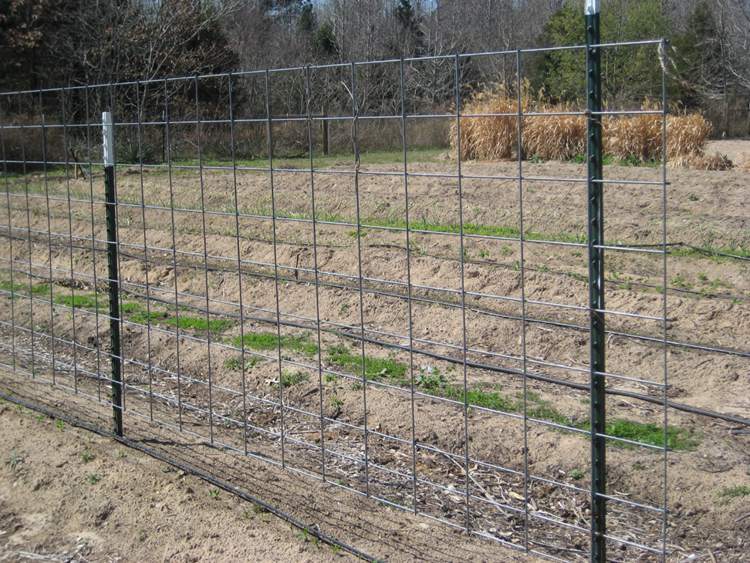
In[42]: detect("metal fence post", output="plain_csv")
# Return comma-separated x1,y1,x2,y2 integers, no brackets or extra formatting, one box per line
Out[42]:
585,1,606,561
103,111,123,437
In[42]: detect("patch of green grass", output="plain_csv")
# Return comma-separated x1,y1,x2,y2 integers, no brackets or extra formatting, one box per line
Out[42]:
86,473,102,485
440,385,519,412
80,450,95,463
55,419,65,431
232,331,319,357
718,485,750,501
129,309,170,324
415,368,447,392
129,307,233,333
119,302,142,314
670,274,692,290
326,345,407,383
54,293,103,310
329,395,344,410
164,315,233,333
208,488,220,499
569,468,584,481
671,245,750,261
224,355,260,371
367,216,586,245
410,371,697,451
278,370,310,388
598,419,698,451
0,280,51,297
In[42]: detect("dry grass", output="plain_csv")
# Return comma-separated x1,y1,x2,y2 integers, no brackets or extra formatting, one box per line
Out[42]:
525,101,586,161
454,86,523,161
452,86,731,169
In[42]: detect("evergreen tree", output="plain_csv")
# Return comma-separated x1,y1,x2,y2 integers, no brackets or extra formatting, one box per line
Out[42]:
529,0,670,104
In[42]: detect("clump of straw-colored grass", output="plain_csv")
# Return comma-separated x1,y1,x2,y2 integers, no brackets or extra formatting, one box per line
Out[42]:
524,101,586,161
453,85,524,160
452,87,731,169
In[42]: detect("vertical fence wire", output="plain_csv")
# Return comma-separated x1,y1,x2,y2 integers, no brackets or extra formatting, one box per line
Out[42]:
0,108,15,374
351,61,372,498
135,80,155,421
194,75,215,445
515,48,531,554
659,39,670,563
62,88,82,394
21,135,36,378
397,57,419,512
38,96,57,388
303,65,328,480
227,72,250,456
83,84,103,403
452,53,473,532
264,69,287,468
163,78,184,430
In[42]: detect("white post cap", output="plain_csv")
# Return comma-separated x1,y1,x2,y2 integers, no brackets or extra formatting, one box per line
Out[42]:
102,111,115,167
585,0,600,15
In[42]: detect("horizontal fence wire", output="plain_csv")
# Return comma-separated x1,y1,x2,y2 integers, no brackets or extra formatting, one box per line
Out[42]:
0,38,747,563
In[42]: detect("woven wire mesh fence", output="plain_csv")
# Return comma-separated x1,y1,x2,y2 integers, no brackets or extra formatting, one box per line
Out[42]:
1,34,749,563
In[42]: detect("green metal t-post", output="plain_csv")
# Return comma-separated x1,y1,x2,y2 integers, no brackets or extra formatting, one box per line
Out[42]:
103,111,123,437
585,1,606,561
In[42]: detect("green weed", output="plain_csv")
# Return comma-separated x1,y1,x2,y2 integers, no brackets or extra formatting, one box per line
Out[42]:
278,370,310,388
329,395,344,410
224,355,260,371
5,451,24,472
0,281,51,297
569,468,584,480
415,368,447,392
599,419,698,451
326,345,407,383
165,316,233,333
670,274,692,290
54,293,103,310
233,332,318,357
718,485,750,501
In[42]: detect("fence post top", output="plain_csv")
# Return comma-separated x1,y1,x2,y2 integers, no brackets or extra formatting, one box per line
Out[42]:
102,111,114,167
585,0,600,15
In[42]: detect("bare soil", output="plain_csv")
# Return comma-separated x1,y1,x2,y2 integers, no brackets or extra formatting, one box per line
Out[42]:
0,401,350,563
0,150,748,561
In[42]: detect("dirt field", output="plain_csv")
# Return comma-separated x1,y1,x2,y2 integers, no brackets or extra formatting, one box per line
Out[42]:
0,144,748,561
0,401,351,562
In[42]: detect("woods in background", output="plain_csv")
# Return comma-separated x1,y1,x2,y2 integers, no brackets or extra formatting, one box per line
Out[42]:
0,0,748,137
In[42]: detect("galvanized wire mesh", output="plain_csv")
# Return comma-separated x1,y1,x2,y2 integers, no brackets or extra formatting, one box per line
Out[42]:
0,39,747,562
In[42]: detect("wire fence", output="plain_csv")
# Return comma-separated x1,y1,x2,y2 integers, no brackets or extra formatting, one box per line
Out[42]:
0,23,749,563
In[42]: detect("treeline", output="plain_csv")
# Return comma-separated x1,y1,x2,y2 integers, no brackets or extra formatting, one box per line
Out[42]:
0,0,748,151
